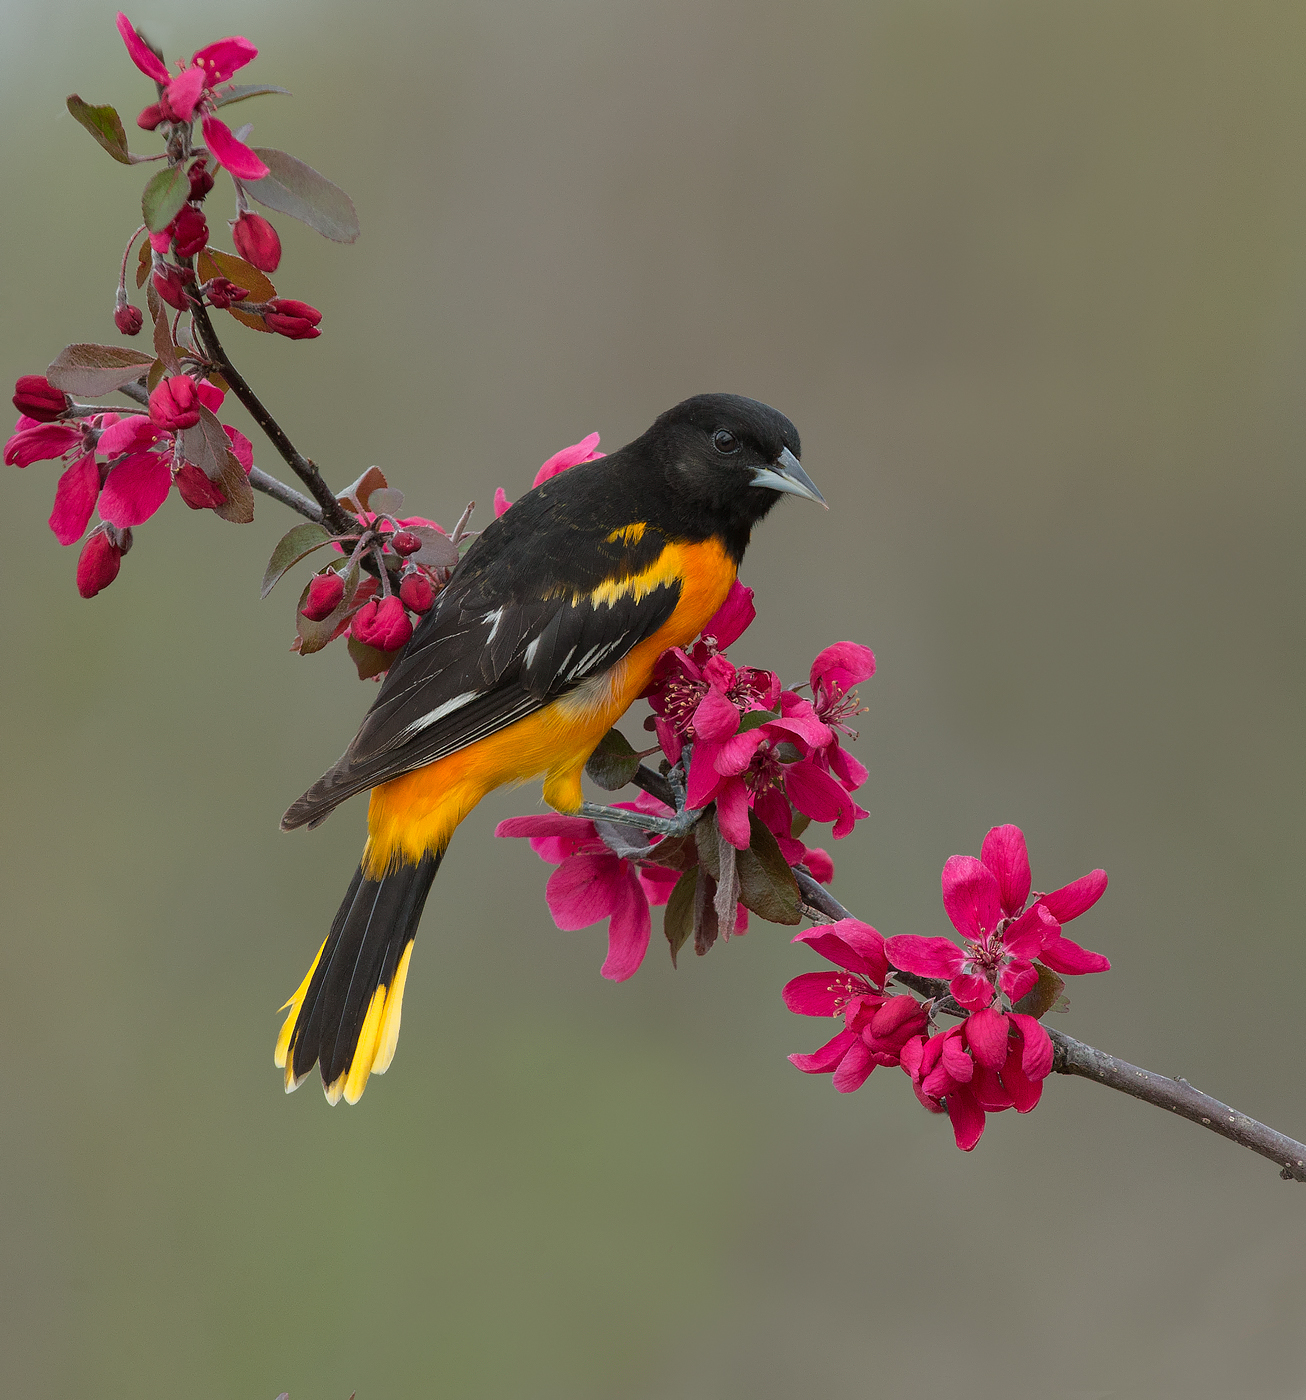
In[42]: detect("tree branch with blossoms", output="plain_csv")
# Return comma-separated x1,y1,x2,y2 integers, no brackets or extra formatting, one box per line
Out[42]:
11,12,1306,1187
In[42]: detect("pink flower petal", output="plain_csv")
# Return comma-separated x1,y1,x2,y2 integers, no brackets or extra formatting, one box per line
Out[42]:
493,486,512,517
533,432,603,486
789,1026,859,1074
980,824,1031,917
998,959,1039,1004
784,759,851,825
1008,1013,1054,1080
715,775,752,849
48,453,100,544
692,685,740,744
1038,934,1111,975
950,971,995,1010
783,970,852,1018
832,1037,875,1092
97,414,166,458
544,851,622,929
940,1032,974,1083
201,115,269,180
883,934,964,980
496,813,597,840
714,727,767,776
971,1064,1016,1112
637,864,679,907
828,744,868,792
600,869,650,981
701,580,755,650
941,854,1003,941
192,35,258,86
98,451,171,526
964,1007,1009,1069
868,994,926,1042
1039,869,1108,922
163,66,205,122
794,920,887,982
5,424,80,467
222,424,253,472
1002,903,1058,960
116,12,170,82
765,703,834,753
802,845,835,883
945,1083,987,1151
810,641,876,693
685,742,724,809
1000,1052,1043,1113
196,380,225,414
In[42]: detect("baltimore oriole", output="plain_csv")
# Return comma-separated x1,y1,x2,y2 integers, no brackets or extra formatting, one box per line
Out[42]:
276,393,825,1103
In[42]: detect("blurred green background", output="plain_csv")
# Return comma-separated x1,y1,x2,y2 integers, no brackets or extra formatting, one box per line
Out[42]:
3,1,1305,1396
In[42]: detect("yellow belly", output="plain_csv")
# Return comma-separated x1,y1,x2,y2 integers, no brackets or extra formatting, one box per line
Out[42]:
363,537,735,876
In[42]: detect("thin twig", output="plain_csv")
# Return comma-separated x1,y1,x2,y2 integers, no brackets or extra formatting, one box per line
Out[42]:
249,467,322,522
187,299,357,534
790,870,1306,1180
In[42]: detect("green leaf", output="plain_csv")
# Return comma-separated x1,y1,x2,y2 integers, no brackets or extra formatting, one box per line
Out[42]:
791,810,812,839
66,96,132,165
663,869,698,967
735,811,802,924
694,813,721,881
367,487,405,515
136,237,152,288
45,343,154,397
141,163,192,233
180,405,234,485
151,301,180,375
348,634,394,680
737,708,779,732
146,358,166,394
261,521,333,598
406,525,459,570
210,83,292,109
211,450,255,525
584,729,642,791
643,834,698,872
246,148,360,242
297,563,359,655
1012,962,1069,1020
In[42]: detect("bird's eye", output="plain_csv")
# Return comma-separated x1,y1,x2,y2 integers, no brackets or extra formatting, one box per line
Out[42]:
713,430,740,455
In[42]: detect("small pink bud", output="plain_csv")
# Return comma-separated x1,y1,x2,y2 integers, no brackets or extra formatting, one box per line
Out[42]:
137,103,165,131
76,531,123,598
152,265,192,312
231,212,282,273
205,277,249,310
12,375,69,423
399,571,436,614
174,463,228,509
391,530,422,556
301,571,346,621
149,377,201,431
187,159,215,201
114,302,145,336
351,595,414,651
171,205,209,259
263,298,322,340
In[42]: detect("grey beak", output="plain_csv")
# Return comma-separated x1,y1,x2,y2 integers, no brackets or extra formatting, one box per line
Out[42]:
749,445,828,508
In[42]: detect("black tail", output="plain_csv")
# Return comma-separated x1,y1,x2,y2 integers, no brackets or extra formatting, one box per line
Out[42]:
275,851,441,1104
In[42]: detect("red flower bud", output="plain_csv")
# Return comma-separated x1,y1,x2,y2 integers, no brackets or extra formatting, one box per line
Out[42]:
171,205,209,259
264,298,322,340
187,159,215,201
114,302,145,336
351,595,414,651
149,376,201,430
399,570,436,614
12,375,69,423
391,530,423,556
174,463,228,509
231,212,282,273
152,264,192,312
205,277,249,310
301,571,346,621
137,103,165,131
76,531,123,598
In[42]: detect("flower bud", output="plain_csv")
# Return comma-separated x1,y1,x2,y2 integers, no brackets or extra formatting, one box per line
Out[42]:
171,205,209,259
205,277,249,310
231,211,282,273
12,375,69,423
137,103,165,131
351,595,414,651
149,376,201,431
399,570,436,614
301,571,346,621
263,298,322,340
174,463,228,509
187,159,215,202
391,530,422,556
114,302,145,336
152,264,192,312
76,531,123,598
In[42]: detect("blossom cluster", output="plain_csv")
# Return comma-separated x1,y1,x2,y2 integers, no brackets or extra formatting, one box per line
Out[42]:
786,823,1111,1151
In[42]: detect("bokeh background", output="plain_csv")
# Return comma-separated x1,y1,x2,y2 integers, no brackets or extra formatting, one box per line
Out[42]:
2,1,1305,1396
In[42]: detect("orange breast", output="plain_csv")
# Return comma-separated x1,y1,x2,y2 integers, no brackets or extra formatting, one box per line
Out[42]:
363,536,736,875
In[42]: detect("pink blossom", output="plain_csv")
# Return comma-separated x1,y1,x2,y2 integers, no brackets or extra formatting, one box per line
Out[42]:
784,920,928,1091
301,572,345,621
494,432,604,514
351,596,414,652
48,454,101,545
231,211,281,273
99,451,173,528
115,13,170,83
263,297,321,339
399,571,435,614
191,35,259,87
12,376,69,423
223,424,254,472
5,422,82,467
76,529,125,598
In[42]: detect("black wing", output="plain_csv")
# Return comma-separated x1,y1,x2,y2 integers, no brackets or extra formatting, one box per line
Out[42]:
282,470,679,830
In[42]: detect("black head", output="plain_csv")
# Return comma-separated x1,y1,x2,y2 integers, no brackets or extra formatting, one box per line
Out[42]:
632,394,824,554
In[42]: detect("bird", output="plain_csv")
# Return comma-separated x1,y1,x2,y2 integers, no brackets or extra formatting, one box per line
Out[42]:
275,392,826,1103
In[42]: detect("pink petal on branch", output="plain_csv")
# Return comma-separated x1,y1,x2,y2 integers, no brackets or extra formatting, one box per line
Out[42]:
1038,933,1111,975
789,1027,860,1074
192,35,258,86
201,115,269,180
5,423,81,467
782,971,850,1018
946,1083,987,1151
701,581,755,649
99,451,171,526
496,813,597,842
964,1007,1009,1070
533,432,603,486
810,641,876,693
1039,869,1108,923
1002,903,1057,960
223,425,253,472
1008,1013,1054,1080
48,453,101,544
116,13,170,83
600,871,651,981
493,487,512,517
163,66,205,122
715,775,752,849
831,1038,875,1092
545,851,621,929
940,1033,974,1083
97,415,167,458
883,934,964,980
77,531,123,598
794,920,888,983
979,824,1032,917
940,854,1003,942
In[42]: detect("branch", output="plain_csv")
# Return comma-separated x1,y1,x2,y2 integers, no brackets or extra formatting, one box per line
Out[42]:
248,467,322,522
187,299,357,535
790,870,1306,1180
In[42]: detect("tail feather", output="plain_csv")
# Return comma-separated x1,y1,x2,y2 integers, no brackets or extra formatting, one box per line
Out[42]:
276,851,441,1104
